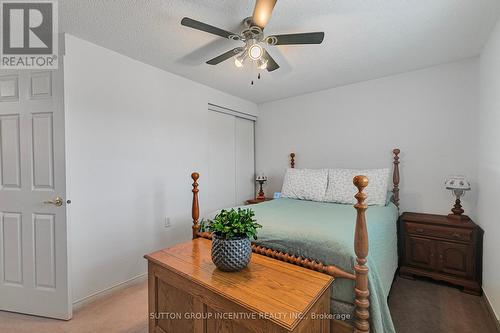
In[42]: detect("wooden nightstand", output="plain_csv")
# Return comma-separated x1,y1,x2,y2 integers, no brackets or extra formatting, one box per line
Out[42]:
245,198,273,205
399,212,483,295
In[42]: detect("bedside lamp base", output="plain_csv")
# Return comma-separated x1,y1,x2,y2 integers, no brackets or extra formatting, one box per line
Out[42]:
256,179,266,200
448,197,470,222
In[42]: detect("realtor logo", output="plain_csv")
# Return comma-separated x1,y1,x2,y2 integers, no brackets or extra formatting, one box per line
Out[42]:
1,0,58,69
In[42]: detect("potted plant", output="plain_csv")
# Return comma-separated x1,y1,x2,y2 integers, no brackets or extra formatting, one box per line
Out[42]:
206,208,262,272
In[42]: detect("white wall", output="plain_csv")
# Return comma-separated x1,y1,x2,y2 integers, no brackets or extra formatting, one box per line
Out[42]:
478,18,500,320
63,34,257,302
256,59,479,216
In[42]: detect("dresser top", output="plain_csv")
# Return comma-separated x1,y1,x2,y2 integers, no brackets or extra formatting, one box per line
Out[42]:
145,238,334,331
401,212,477,229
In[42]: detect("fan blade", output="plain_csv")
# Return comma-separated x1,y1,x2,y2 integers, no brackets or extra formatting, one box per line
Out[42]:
268,32,325,45
206,48,244,65
181,17,237,39
252,0,277,29
264,50,279,72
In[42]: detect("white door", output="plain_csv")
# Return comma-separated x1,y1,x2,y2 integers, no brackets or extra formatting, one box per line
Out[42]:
0,68,70,319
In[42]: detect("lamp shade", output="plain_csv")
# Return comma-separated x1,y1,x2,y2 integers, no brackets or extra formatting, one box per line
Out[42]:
256,174,267,182
445,176,471,191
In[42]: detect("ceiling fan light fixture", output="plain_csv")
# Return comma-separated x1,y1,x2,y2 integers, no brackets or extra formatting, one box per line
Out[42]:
257,57,268,69
248,43,263,60
234,57,244,68
234,50,247,68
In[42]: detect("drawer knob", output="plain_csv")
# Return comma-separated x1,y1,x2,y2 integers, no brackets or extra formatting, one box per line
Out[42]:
415,228,424,233
451,233,461,239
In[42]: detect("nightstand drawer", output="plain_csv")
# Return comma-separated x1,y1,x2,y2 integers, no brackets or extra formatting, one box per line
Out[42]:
406,222,472,242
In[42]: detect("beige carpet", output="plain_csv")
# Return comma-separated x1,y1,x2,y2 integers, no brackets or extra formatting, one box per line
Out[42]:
0,276,497,333
0,279,148,333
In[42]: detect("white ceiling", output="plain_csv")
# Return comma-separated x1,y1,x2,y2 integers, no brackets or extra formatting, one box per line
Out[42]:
60,0,500,104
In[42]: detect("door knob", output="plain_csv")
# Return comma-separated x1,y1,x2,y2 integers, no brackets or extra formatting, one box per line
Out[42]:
44,196,64,207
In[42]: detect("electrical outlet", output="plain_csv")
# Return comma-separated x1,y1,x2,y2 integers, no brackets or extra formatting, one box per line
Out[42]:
164,217,171,228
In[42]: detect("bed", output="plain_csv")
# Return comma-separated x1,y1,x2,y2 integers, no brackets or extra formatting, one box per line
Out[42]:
190,149,401,333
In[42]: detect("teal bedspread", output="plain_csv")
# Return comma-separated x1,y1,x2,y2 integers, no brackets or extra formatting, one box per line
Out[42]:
232,198,398,333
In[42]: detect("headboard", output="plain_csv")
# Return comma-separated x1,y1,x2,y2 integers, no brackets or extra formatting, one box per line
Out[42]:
288,148,401,208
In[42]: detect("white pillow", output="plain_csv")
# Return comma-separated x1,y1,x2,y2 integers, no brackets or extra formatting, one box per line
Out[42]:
281,168,328,202
325,168,390,206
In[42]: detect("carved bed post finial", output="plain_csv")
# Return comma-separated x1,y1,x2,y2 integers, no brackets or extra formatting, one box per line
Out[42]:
191,172,200,239
290,153,295,168
353,175,370,333
392,148,400,208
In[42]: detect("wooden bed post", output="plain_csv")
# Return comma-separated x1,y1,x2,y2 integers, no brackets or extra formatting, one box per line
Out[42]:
353,175,370,333
290,153,295,168
392,148,400,208
191,172,200,239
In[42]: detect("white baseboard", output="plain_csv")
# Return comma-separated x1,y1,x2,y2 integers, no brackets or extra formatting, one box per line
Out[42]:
72,272,147,310
483,290,500,332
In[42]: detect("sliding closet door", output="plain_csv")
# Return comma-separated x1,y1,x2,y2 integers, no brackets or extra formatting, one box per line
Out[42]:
235,117,255,205
207,111,236,212
207,108,255,213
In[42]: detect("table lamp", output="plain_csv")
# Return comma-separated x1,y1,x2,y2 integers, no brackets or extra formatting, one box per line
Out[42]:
445,175,471,221
255,174,268,200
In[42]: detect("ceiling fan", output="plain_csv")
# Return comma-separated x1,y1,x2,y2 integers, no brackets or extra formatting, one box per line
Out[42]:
181,0,325,72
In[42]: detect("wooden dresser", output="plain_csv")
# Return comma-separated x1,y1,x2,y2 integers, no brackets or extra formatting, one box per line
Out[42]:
145,238,334,333
399,212,483,295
